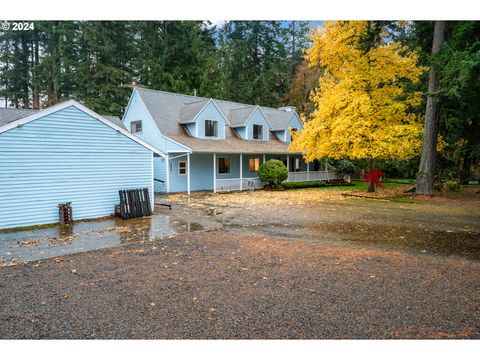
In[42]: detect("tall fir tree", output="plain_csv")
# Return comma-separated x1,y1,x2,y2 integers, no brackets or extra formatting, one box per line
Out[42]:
201,21,292,107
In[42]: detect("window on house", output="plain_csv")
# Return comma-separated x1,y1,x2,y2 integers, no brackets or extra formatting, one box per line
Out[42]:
248,158,260,172
294,158,301,172
205,120,218,137
178,161,187,175
218,157,230,174
131,121,142,133
253,124,263,140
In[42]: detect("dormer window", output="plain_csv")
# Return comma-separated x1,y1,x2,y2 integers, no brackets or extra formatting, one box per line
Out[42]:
205,120,218,137
253,124,263,140
131,120,142,134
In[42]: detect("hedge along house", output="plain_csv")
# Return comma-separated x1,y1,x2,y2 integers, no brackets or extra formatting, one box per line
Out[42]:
122,88,337,194
0,100,164,230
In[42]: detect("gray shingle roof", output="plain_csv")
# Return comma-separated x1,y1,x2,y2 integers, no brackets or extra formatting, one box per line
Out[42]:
166,133,296,154
0,108,38,127
135,87,301,135
263,110,296,131
228,105,257,127
102,115,126,130
0,107,126,130
178,99,210,124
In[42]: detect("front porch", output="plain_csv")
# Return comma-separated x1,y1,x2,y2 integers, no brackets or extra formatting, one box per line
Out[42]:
215,170,338,192
162,152,338,194
212,153,337,193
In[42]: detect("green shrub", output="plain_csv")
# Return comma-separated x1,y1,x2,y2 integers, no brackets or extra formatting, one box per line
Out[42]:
445,180,461,192
258,159,288,188
283,181,327,189
336,159,356,180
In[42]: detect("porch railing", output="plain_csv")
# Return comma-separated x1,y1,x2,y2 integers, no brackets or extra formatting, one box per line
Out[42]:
215,171,339,192
286,170,338,182
216,177,263,192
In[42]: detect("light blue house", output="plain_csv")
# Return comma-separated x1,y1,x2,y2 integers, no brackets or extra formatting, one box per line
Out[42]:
122,88,336,194
0,100,163,230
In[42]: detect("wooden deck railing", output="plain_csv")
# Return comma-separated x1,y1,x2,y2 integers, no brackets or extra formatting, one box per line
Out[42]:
214,171,338,192
286,170,338,183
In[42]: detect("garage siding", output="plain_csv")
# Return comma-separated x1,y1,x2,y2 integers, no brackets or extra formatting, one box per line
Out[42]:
0,105,153,230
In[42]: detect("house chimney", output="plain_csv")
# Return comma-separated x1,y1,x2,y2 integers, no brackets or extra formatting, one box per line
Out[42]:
279,106,296,112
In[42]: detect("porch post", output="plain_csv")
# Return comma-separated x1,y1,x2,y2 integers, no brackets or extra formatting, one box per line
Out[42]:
213,153,217,193
287,155,290,171
239,153,243,191
325,158,330,182
263,154,266,164
187,153,191,195
165,154,170,193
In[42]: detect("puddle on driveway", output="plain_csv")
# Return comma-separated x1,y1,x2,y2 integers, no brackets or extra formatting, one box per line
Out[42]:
0,210,210,264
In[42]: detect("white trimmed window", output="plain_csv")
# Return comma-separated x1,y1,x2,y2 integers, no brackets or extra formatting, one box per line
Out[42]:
218,157,231,174
248,158,260,172
253,124,263,140
294,158,301,172
131,120,142,133
205,120,218,137
178,161,187,175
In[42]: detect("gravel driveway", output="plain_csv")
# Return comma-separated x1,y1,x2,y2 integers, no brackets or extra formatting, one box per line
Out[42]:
0,231,479,339
1,186,479,339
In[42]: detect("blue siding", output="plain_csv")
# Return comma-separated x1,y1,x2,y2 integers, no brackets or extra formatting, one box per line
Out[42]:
154,157,166,192
0,106,153,230
195,102,228,140
167,153,271,192
273,130,286,142
241,154,266,177
168,153,213,192
245,108,270,141
190,153,214,190
123,90,189,153
184,123,197,137
165,152,309,193
285,113,303,142
216,154,240,180
236,127,247,139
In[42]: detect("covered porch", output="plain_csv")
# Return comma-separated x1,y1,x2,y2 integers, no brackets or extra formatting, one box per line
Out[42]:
161,151,338,194
212,153,337,193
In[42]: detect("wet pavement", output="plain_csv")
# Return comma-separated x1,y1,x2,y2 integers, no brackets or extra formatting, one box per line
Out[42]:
2,186,479,265
0,187,479,339
166,187,480,261
0,207,221,265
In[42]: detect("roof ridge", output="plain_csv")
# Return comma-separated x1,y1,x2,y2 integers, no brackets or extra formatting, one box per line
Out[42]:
0,107,38,111
183,99,210,106
134,86,284,112
135,87,209,101
229,105,256,112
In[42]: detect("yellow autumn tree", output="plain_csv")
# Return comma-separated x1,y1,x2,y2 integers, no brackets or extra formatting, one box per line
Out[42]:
290,21,425,166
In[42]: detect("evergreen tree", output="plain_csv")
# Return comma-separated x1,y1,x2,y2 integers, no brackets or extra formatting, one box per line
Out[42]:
132,21,216,96
202,21,292,107
0,24,34,108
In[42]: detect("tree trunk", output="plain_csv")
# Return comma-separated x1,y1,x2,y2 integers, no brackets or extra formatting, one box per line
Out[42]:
32,28,40,109
367,181,375,193
367,159,375,193
416,21,446,195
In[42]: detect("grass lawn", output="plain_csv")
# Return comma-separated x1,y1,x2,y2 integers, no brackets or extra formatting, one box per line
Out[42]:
297,180,408,192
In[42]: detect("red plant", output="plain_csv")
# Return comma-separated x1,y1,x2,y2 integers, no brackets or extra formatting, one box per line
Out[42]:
364,170,385,187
